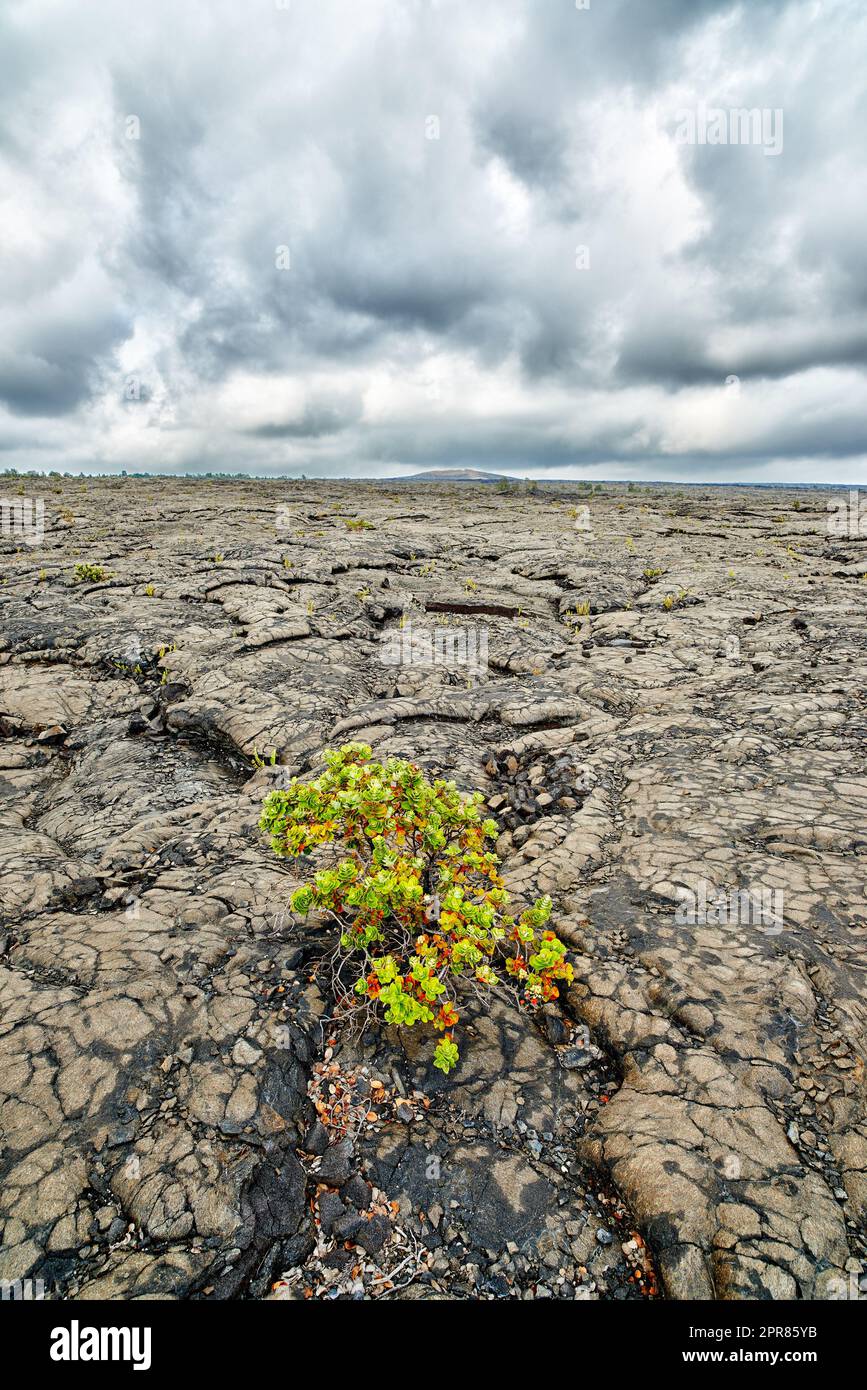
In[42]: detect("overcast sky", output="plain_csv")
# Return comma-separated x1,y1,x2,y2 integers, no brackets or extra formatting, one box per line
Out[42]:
1,0,865,481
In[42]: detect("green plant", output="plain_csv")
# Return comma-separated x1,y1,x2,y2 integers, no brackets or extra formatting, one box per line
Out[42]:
145,583,155,597
252,746,278,769
73,562,110,583
259,743,571,1074
643,567,663,582
662,588,689,611
345,518,374,531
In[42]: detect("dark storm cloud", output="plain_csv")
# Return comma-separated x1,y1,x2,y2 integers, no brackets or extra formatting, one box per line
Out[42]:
244,393,363,440
476,108,568,191
0,305,132,417
0,0,865,479
0,353,90,417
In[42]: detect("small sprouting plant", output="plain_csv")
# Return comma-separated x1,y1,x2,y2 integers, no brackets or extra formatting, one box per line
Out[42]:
145,583,155,597
573,600,591,617
662,588,689,611
465,578,478,592
643,567,663,582
345,518,374,531
213,552,224,564
252,746,278,769
283,557,294,569
624,536,635,551
73,562,110,583
259,744,572,1074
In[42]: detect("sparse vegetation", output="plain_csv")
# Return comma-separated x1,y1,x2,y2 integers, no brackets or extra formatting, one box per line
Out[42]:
73,562,110,583
259,743,572,1074
252,746,278,769
662,588,690,611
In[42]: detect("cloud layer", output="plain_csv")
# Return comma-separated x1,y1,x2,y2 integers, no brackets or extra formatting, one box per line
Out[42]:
1,0,866,481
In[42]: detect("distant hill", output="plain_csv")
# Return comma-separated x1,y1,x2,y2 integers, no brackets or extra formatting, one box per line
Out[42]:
392,468,513,483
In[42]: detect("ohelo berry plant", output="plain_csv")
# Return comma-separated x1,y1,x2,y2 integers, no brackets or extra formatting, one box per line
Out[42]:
259,743,572,1074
